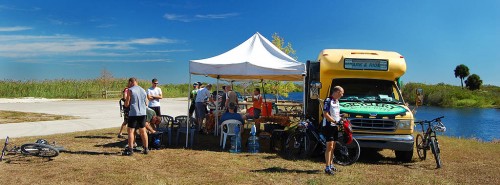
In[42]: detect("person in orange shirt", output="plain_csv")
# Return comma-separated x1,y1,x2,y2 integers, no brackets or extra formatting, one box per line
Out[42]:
252,88,263,119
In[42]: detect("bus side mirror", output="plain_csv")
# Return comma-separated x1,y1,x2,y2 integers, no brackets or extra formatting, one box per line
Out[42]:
415,88,424,106
310,82,322,100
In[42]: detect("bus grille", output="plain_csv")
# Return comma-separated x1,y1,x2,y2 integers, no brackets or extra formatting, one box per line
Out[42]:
349,119,396,132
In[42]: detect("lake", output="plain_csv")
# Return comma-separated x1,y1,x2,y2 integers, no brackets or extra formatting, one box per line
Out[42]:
415,106,499,141
264,92,500,141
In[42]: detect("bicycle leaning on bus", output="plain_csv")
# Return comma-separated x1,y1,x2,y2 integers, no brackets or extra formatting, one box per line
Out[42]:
415,116,447,168
284,116,361,166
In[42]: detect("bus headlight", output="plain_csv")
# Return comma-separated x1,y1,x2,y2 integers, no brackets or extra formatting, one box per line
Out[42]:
398,120,412,129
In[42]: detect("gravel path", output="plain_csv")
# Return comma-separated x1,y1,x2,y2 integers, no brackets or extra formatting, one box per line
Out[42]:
0,98,188,138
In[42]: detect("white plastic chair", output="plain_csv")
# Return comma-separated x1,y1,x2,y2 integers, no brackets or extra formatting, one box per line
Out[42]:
220,119,242,149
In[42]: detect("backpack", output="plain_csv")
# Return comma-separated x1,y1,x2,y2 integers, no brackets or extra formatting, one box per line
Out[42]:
342,119,353,145
150,132,163,149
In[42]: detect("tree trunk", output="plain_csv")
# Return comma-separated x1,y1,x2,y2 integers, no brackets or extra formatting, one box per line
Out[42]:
460,78,464,89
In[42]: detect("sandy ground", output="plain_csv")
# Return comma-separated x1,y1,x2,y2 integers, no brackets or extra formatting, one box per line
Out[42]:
0,98,188,138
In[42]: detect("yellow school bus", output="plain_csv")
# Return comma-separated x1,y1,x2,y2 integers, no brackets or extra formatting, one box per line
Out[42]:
305,49,414,161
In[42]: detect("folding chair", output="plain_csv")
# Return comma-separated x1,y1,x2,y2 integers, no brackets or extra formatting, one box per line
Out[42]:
220,119,242,149
175,116,196,147
157,115,173,146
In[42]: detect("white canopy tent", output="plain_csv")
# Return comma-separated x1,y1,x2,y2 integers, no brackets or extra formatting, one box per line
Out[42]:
190,32,305,81
184,32,305,147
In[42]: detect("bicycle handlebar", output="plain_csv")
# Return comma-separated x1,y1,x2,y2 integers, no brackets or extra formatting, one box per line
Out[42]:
415,116,445,124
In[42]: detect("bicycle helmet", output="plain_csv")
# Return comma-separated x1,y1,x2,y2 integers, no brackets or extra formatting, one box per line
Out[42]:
434,124,447,132
35,139,49,145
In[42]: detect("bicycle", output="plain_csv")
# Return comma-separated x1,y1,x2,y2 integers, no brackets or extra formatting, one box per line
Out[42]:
415,116,446,168
1,136,64,161
284,117,361,165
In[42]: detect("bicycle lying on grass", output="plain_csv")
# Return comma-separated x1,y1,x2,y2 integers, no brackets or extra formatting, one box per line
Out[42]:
415,116,446,168
1,136,65,161
284,117,361,165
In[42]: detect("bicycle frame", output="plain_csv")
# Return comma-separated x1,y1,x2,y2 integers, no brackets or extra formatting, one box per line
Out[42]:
1,136,9,161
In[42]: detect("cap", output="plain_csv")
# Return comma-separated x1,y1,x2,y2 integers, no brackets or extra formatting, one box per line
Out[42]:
193,83,198,86
152,78,158,83
206,84,212,87
196,82,202,85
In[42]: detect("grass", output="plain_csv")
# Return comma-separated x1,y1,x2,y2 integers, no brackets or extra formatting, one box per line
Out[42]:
402,82,500,108
0,79,190,99
0,110,78,124
1,128,498,184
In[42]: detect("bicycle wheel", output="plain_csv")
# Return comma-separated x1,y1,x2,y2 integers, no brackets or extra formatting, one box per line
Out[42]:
21,143,59,158
416,134,427,160
430,138,442,168
334,137,360,166
284,131,310,160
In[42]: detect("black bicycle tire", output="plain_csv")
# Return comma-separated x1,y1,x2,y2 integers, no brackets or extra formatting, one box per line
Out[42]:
416,134,427,160
334,137,361,166
21,143,59,158
284,131,310,160
430,138,442,168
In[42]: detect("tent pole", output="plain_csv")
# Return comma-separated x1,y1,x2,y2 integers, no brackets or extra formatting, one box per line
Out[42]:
261,79,267,117
302,75,306,117
186,75,192,148
215,76,220,136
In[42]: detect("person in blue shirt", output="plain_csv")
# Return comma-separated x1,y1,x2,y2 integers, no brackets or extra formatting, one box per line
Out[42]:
219,102,245,127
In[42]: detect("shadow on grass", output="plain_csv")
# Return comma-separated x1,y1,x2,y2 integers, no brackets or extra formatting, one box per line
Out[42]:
251,167,320,174
75,135,114,139
61,150,120,156
94,140,128,148
1,154,55,164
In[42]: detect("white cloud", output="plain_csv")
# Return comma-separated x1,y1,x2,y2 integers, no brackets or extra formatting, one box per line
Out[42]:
62,59,173,63
195,13,239,19
0,26,32,32
130,38,176,45
164,13,238,22
97,24,115,28
0,34,180,58
145,49,192,53
0,5,40,11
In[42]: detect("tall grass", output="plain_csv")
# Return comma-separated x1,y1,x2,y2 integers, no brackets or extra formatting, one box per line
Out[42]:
0,79,189,99
402,82,500,108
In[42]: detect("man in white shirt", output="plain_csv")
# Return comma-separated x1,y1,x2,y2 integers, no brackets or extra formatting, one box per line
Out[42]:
147,78,163,116
195,84,213,132
322,86,344,175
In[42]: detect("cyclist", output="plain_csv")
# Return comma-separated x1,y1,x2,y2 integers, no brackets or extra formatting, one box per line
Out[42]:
322,86,344,175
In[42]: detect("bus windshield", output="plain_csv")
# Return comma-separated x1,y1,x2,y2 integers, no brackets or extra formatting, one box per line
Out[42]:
330,79,404,104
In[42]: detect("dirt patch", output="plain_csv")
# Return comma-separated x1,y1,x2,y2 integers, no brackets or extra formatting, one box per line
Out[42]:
0,110,79,124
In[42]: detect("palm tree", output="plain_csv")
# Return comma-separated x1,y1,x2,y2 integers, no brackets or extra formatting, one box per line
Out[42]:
454,64,469,89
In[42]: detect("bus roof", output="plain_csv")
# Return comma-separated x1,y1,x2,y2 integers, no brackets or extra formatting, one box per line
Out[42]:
318,49,406,81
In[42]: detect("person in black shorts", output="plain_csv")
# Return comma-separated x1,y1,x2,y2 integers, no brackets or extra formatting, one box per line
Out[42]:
123,77,149,155
118,86,131,138
322,86,344,175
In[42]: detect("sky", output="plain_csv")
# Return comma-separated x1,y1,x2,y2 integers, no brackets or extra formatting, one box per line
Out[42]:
0,0,499,86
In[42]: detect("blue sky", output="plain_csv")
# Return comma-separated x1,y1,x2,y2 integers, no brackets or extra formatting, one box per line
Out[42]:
0,0,499,86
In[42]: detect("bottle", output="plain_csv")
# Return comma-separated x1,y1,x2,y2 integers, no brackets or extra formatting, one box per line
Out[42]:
230,126,241,153
250,124,257,136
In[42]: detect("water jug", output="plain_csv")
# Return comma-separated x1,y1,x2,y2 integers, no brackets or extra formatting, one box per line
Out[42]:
247,135,260,153
229,126,241,153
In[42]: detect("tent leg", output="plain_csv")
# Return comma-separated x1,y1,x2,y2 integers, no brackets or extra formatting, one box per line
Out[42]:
261,79,267,117
215,77,219,136
186,75,191,148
